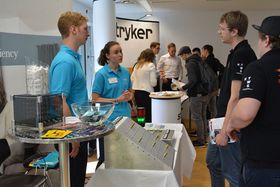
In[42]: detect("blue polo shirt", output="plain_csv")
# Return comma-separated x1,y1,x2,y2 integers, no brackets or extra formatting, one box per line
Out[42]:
92,64,131,121
49,45,88,115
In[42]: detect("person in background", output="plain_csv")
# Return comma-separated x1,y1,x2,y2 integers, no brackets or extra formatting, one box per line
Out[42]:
131,48,157,123
150,42,161,91
49,11,90,187
179,46,208,146
206,11,257,187
201,44,225,88
227,16,280,187
192,47,201,56
178,46,189,84
201,44,225,119
92,41,133,168
157,43,183,91
150,42,161,66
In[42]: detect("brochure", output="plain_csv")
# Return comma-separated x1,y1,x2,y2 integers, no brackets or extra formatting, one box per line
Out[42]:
41,129,72,139
209,117,236,144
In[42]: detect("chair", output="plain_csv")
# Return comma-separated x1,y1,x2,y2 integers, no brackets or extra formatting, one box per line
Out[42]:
0,139,48,187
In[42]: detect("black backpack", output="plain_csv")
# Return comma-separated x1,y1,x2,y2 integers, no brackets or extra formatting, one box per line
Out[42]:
197,61,219,93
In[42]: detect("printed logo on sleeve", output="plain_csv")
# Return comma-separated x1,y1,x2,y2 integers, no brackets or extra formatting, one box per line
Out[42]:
236,63,244,75
242,76,253,91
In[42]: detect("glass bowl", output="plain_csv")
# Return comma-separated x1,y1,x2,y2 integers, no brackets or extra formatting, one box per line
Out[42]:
71,102,114,125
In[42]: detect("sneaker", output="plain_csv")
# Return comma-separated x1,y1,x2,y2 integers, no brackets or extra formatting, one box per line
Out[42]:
192,140,205,147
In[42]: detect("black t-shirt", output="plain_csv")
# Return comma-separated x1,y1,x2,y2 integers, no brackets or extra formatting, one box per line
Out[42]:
239,48,280,166
217,40,257,117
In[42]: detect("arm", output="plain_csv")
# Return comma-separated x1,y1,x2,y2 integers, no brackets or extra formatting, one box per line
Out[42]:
62,95,80,158
150,63,157,87
226,98,261,139
216,80,241,146
178,58,183,81
182,62,198,90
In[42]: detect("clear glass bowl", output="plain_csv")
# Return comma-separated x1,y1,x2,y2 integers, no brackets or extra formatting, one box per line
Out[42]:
71,102,114,125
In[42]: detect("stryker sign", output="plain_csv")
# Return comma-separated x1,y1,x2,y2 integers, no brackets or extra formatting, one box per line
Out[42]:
0,49,18,60
116,23,153,41
116,18,159,67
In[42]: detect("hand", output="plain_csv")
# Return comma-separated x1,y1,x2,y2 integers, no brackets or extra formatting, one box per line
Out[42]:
179,87,184,91
215,132,228,146
69,142,80,158
122,90,132,101
226,125,240,141
162,78,168,83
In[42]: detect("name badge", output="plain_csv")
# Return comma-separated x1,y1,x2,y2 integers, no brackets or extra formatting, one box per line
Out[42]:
108,77,118,84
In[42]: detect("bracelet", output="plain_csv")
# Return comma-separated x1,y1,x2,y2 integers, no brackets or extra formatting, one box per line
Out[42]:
114,98,118,104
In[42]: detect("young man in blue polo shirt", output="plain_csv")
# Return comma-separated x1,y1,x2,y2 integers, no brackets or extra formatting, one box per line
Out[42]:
49,11,90,187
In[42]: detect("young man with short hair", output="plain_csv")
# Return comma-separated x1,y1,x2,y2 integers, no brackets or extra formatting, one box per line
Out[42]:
157,43,183,91
49,11,90,187
206,11,257,187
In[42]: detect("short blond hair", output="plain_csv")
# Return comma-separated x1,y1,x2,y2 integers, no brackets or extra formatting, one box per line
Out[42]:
57,11,88,38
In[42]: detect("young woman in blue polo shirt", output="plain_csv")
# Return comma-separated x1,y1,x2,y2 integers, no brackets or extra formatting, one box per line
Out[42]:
92,41,134,167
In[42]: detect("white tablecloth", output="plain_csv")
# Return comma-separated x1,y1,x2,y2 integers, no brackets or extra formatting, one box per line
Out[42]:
86,123,196,187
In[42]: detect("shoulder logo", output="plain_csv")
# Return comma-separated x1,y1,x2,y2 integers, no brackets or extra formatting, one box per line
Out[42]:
237,62,244,75
242,76,253,91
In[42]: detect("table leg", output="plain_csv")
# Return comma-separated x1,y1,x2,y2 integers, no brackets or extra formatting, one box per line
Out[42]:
59,142,70,187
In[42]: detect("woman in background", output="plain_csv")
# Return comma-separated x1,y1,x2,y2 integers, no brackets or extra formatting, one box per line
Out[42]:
92,41,133,167
131,48,157,123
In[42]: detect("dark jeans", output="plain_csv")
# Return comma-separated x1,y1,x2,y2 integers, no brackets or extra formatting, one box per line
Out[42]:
206,142,241,187
240,161,280,187
190,95,208,144
134,90,152,123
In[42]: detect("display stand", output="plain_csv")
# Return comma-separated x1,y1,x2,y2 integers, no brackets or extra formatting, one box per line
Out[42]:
105,117,175,170
149,91,184,123
87,120,196,187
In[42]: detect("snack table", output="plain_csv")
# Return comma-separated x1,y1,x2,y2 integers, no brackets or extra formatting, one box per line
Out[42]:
86,123,196,187
150,91,185,123
12,122,114,187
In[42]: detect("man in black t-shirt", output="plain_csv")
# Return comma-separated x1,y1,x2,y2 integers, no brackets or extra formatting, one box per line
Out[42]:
206,11,257,187
227,16,280,186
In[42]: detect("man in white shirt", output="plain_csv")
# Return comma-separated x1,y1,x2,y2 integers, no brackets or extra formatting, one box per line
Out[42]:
157,43,183,91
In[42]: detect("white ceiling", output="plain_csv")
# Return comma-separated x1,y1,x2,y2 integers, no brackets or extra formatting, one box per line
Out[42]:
1,0,279,19
108,0,280,14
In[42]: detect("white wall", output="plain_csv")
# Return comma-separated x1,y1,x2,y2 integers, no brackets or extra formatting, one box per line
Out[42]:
116,10,279,65
0,0,72,99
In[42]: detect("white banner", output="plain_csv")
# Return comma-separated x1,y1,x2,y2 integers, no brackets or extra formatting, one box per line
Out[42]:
116,18,159,68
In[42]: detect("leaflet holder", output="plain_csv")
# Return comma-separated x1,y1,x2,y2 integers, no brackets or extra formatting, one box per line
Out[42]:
12,94,63,133
105,117,175,170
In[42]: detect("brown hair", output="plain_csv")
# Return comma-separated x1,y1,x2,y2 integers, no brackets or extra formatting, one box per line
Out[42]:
220,11,248,37
98,41,120,66
135,48,155,69
57,11,88,38
259,32,280,49
168,43,176,49
150,42,160,49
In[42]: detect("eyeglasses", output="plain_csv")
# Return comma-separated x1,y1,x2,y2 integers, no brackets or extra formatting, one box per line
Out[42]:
218,26,230,32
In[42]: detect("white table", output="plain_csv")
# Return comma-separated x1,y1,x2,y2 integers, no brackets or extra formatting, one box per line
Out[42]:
86,123,196,187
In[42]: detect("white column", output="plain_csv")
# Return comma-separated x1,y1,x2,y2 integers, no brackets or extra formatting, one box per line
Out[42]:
92,0,116,72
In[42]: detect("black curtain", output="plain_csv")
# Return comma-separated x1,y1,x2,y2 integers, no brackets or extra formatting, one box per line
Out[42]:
37,43,59,66
0,61,7,113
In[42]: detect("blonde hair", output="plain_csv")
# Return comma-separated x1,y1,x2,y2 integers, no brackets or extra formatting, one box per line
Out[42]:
57,11,88,38
135,48,155,69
